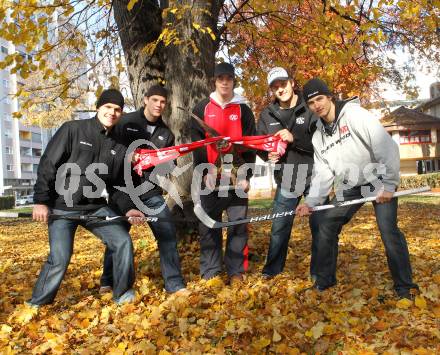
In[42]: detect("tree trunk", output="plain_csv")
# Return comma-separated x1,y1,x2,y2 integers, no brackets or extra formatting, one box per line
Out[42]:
113,0,224,237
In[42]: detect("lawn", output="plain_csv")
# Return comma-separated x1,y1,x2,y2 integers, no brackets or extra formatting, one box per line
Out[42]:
0,199,439,353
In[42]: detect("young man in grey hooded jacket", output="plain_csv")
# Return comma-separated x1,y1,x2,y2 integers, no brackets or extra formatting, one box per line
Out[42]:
296,78,418,300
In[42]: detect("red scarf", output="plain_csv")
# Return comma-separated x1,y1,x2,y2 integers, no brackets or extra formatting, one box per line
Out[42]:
133,135,286,175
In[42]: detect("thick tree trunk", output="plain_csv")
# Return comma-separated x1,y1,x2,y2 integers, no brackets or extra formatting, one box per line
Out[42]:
113,0,224,237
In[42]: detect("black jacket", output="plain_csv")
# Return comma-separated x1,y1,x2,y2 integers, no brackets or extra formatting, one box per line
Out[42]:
33,117,134,213
257,94,318,192
191,98,256,180
112,108,175,201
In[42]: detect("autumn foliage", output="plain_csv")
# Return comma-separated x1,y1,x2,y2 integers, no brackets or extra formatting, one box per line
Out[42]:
0,199,439,353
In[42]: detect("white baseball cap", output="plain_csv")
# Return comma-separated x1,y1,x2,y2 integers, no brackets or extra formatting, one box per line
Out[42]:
267,67,289,86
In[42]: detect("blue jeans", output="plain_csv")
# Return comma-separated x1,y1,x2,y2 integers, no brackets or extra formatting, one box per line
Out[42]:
198,192,249,279
30,206,135,305
262,186,305,276
310,185,418,296
101,195,185,293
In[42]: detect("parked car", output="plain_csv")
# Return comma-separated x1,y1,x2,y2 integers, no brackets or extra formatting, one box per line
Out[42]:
15,195,34,206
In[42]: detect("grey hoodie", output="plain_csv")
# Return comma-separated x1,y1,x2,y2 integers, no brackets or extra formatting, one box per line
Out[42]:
305,97,400,207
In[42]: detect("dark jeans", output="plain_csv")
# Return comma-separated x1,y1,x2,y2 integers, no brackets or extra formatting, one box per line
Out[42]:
101,195,185,293
262,186,302,276
30,206,135,305
310,185,418,296
198,192,248,279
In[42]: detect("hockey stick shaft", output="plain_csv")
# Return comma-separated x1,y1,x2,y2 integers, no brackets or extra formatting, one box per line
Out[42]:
194,186,431,228
0,212,191,224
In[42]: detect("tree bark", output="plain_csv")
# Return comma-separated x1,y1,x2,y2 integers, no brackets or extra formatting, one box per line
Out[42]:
113,0,224,236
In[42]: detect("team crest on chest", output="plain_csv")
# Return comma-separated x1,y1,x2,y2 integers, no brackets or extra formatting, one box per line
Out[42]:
229,114,239,121
296,116,305,124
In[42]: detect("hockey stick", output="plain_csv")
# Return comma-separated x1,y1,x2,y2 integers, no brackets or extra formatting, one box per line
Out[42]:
194,186,431,228
0,212,194,224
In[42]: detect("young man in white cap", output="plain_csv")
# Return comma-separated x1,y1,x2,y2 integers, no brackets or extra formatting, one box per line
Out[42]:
191,62,256,285
257,67,318,279
296,78,418,299
28,89,144,306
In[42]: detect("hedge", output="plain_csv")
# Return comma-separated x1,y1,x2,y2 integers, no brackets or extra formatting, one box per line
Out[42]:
400,172,440,189
0,196,15,210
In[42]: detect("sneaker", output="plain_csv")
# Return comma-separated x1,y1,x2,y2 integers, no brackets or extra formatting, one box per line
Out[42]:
261,273,274,280
24,300,40,309
397,288,419,301
99,286,112,294
114,289,135,305
312,282,335,292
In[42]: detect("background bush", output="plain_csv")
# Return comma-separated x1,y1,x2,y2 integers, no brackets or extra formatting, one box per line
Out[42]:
0,196,15,210
400,172,440,189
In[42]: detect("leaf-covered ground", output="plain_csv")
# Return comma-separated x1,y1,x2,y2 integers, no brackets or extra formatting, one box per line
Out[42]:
0,200,439,354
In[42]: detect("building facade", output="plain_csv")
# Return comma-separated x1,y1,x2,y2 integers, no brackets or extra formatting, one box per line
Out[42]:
381,83,440,175
0,38,53,197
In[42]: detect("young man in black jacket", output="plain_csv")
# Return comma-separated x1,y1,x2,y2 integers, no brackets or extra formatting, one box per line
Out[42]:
28,89,144,306
100,85,187,295
257,67,318,279
191,62,256,285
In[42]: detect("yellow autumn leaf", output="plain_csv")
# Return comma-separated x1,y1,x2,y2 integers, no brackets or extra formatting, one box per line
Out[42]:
396,298,413,309
415,295,427,309
127,0,138,11
253,337,271,350
273,329,282,342
413,348,432,355
310,321,325,339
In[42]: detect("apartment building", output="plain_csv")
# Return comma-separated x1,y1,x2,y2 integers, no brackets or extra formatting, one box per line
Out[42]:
0,38,53,197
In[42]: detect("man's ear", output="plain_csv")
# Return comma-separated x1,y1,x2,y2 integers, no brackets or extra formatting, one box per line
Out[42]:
143,96,148,106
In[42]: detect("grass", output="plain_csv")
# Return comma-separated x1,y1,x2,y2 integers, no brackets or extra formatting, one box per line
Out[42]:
0,206,33,214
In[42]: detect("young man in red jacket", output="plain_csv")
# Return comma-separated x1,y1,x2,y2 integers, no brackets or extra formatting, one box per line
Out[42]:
191,62,256,284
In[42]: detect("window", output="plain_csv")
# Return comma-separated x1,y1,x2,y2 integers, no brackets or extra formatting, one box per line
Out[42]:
33,148,42,157
417,159,439,174
3,79,8,88
5,146,12,154
253,165,267,178
399,130,431,144
33,164,38,174
1,46,7,54
20,147,32,156
21,163,32,172
4,114,12,121
6,165,13,172
31,132,42,143
5,129,12,138
4,97,11,104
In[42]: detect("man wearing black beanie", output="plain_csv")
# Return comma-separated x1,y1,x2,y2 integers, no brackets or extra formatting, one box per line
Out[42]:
100,84,188,296
297,78,418,300
27,88,145,307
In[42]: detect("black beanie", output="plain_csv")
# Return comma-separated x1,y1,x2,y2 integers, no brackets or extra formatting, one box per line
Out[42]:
145,85,168,99
214,62,235,78
303,78,332,101
96,88,124,109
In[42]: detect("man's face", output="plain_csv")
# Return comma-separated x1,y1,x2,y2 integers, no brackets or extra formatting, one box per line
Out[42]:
270,79,294,103
307,95,333,118
96,103,123,129
215,74,234,97
144,95,166,119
